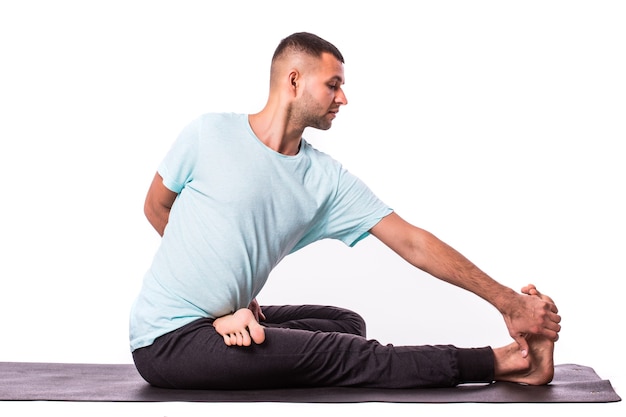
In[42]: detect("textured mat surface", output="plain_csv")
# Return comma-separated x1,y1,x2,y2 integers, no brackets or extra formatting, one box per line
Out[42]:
0,362,620,403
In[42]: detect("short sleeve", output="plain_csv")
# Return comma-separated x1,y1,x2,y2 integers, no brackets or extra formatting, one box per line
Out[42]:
322,168,393,247
157,118,200,193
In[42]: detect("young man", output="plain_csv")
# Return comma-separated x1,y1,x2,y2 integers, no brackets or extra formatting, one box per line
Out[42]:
130,32,561,389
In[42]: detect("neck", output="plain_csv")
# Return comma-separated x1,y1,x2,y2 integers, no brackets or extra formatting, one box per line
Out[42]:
248,103,304,156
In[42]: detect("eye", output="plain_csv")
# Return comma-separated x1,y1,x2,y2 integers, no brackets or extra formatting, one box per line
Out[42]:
328,84,338,90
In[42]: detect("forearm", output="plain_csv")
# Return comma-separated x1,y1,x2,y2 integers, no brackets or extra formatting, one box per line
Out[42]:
406,229,517,313
408,229,561,346
143,172,177,237
371,213,560,344
144,201,170,237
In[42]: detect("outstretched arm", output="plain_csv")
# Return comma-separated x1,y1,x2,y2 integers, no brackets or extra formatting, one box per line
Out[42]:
370,212,561,356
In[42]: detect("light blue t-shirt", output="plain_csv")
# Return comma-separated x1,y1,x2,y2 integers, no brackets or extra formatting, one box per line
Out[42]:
129,113,392,351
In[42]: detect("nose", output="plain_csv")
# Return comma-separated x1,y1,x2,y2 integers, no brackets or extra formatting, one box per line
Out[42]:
336,88,348,106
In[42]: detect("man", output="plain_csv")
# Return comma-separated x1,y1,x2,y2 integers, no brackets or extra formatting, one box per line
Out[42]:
130,32,560,389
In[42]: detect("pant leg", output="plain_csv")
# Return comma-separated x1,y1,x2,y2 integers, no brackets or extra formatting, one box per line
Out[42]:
132,306,494,390
260,304,366,336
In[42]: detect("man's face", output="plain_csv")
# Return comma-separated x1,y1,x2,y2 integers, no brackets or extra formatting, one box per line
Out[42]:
294,52,348,131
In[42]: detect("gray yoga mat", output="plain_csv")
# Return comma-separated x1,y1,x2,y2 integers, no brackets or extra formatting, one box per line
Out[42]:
0,362,620,403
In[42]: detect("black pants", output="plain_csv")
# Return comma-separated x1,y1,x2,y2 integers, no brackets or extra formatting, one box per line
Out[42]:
132,305,494,389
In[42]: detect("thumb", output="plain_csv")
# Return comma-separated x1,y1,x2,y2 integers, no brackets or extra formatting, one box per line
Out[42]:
515,335,529,358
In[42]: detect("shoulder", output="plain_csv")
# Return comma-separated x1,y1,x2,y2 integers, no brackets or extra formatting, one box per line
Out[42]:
300,140,377,200
196,112,246,126
190,112,249,140
301,140,343,172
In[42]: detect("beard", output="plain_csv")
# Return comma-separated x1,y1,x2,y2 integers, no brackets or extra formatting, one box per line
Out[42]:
291,90,334,131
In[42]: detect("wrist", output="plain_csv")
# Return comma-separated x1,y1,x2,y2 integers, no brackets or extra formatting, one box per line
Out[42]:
492,286,519,315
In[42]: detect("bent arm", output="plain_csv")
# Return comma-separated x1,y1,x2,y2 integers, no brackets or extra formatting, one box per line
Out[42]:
144,172,178,236
370,212,561,348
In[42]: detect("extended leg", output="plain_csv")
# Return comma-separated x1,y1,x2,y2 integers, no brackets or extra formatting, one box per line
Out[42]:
132,313,492,390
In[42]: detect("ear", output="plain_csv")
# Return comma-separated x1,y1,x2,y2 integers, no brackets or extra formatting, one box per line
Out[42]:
288,70,299,92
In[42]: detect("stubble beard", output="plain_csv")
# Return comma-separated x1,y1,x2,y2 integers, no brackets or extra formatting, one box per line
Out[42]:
294,91,333,131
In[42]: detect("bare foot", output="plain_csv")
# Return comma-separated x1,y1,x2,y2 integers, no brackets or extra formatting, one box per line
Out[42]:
494,285,556,385
213,308,266,346
494,334,554,385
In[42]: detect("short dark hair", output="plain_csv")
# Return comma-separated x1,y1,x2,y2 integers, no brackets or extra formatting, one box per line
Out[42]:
272,32,344,63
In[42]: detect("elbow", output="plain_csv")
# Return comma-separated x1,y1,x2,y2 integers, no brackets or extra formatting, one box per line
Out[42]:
143,197,156,224
404,227,440,270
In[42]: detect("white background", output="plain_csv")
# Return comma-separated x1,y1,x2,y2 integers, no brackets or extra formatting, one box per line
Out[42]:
1,1,623,416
